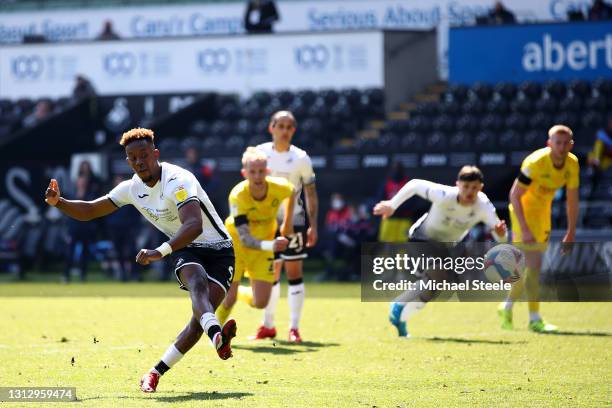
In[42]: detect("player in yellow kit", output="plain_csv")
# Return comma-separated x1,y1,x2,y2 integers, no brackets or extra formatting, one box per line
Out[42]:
216,147,296,328
499,125,580,333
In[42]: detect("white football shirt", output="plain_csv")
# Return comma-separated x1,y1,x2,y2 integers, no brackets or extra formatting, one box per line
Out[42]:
257,142,316,226
389,179,505,243
107,162,231,249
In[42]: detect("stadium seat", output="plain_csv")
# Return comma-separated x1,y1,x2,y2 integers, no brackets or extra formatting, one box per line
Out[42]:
275,90,294,106
559,95,583,112
254,119,269,135
591,181,612,200
553,112,579,130
219,102,240,120
407,116,432,133
224,135,246,152
339,88,361,108
294,90,318,108
584,94,607,112
493,82,517,101
0,99,12,114
377,132,400,151
320,89,340,107
534,97,558,113
401,132,423,152
456,114,479,132
262,98,284,117
424,131,448,151
461,99,485,115
582,111,604,129
467,82,493,102
543,80,567,99
473,131,496,150
15,98,34,115
189,120,210,136
301,117,323,137
480,114,503,131
252,91,272,108
414,102,438,117
449,131,471,152
236,119,254,136
330,97,353,120
363,88,384,107
509,97,533,114
499,130,521,150
446,84,468,102
308,97,329,118
158,137,181,156
287,99,309,118
486,98,510,114
504,113,528,131
592,78,612,96
201,135,223,153
438,100,461,116
432,114,455,133
524,129,545,149
210,120,234,137
247,134,268,146
517,81,542,101
180,136,200,151
568,79,591,98
528,112,554,130
241,99,264,120
385,120,410,134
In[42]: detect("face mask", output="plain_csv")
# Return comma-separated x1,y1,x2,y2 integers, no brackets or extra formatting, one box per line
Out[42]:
331,198,344,210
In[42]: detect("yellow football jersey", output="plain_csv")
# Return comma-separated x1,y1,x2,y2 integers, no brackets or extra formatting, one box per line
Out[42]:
514,147,579,209
225,176,293,242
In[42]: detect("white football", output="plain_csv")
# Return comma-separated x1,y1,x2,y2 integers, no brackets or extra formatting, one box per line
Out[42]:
483,244,525,283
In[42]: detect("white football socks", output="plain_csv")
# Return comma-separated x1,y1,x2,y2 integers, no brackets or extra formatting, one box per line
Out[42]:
263,281,280,328
400,300,425,322
288,281,305,330
199,312,221,345
151,344,184,375
161,344,183,368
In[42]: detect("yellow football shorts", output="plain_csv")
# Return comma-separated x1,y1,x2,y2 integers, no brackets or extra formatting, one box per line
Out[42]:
509,205,551,252
233,247,275,283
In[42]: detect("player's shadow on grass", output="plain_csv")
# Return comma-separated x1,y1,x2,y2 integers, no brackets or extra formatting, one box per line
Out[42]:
426,336,527,345
233,341,339,355
536,330,612,337
152,391,253,402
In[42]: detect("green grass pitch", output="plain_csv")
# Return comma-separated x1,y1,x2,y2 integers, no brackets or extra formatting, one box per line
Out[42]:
0,282,610,407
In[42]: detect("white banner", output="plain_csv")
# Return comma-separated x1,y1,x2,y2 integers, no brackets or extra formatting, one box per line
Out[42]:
0,31,383,99
0,0,585,78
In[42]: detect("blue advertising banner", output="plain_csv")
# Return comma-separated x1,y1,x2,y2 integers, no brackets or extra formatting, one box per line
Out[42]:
449,21,612,84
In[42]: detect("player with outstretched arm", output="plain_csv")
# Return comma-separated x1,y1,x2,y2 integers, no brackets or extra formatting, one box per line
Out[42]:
373,166,507,338
44,128,237,393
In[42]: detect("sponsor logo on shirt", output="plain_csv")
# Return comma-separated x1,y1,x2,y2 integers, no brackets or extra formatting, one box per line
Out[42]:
174,185,188,202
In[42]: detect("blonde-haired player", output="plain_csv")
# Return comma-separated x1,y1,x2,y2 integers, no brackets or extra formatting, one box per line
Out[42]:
499,124,580,333
216,147,296,328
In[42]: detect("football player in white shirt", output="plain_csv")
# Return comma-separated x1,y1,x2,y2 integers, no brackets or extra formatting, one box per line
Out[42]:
254,111,318,342
373,166,507,337
44,128,237,393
